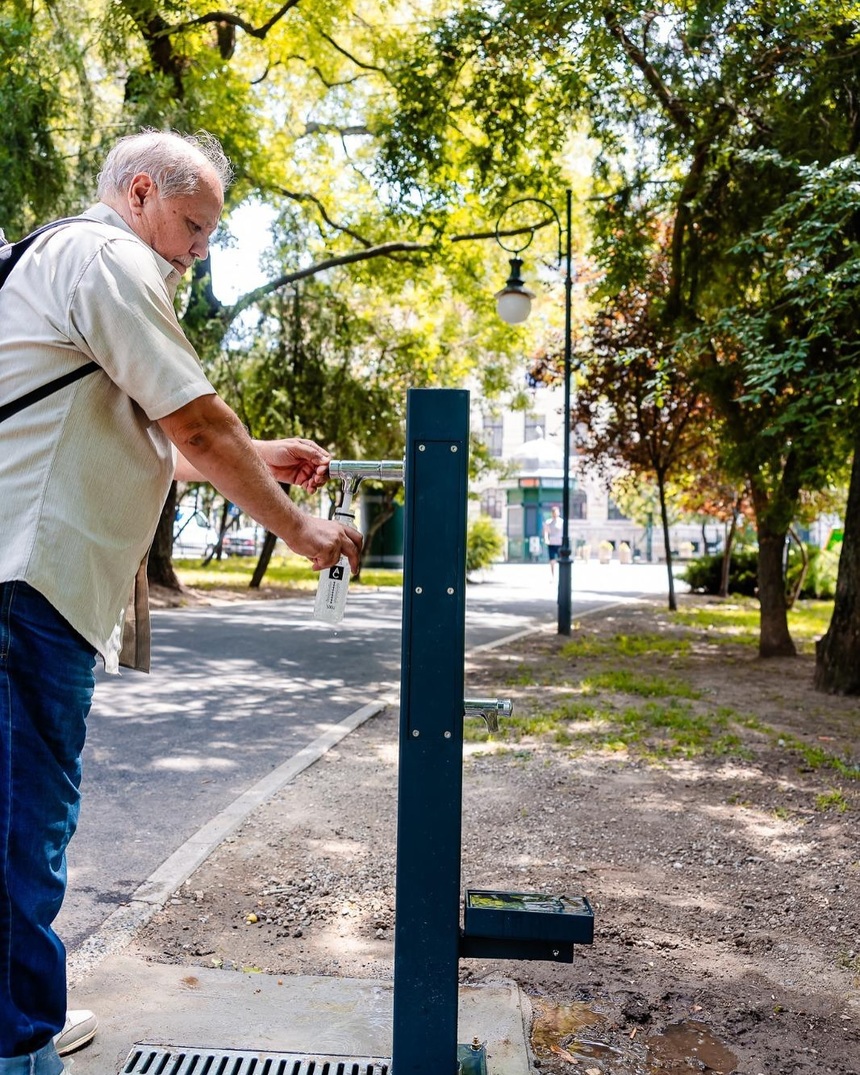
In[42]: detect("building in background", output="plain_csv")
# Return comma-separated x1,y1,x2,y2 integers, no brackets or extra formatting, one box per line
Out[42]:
472,386,719,563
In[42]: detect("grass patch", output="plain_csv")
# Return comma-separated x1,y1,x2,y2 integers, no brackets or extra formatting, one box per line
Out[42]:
569,700,749,760
816,788,849,813
581,669,702,699
773,732,860,781
503,664,537,687
670,600,834,652
616,701,727,757
787,601,835,641
670,603,761,633
175,555,402,593
562,632,691,659
478,690,750,762
546,699,604,722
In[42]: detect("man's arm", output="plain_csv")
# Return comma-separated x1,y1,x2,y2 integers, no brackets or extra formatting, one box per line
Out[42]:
160,393,360,572
174,436,330,490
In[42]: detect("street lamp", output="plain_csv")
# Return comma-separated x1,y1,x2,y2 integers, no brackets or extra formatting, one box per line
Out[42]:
494,190,574,635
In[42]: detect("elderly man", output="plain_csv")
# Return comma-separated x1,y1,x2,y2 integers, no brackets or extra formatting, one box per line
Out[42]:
0,130,361,1075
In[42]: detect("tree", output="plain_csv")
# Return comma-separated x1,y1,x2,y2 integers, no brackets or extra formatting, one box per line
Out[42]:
570,252,709,610
723,156,860,686
588,5,860,655
363,1,860,654
816,441,860,694
673,459,752,600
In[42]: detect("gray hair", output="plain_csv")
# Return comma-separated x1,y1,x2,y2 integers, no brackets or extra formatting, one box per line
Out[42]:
97,129,234,200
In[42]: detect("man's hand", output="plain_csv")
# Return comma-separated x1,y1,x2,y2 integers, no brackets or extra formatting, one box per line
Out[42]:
255,438,331,492
293,514,363,574
162,396,352,565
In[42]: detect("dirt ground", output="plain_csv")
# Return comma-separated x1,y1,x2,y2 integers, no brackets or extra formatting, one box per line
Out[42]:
133,595,860,1075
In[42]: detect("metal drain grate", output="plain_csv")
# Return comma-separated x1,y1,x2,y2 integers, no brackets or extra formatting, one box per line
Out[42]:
121,1045,391,1075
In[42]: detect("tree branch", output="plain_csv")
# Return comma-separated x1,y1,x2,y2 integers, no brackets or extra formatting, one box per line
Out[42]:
152,0,302,41
317,30,386,73
275,186,373,246
226,240,433,319
214,217,554,329
303,121,371,138
286,55,366,90
603,8,694,136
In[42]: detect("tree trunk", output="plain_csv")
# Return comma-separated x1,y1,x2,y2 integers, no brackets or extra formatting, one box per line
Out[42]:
147,482,182,590
356,485,399,581
719,506,739,599
249,530,278,589
657,470,677,611
785,526,808,610
249,482,292,589
815,435,860,694
756,520,796,657
203,500,231,565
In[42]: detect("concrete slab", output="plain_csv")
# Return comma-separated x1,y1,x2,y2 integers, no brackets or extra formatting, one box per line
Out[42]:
66,951,532,1075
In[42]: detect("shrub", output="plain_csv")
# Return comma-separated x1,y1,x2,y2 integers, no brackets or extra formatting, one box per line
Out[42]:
466,515,505,574
683,543,841,600
788,543,841,600
681,549,759,596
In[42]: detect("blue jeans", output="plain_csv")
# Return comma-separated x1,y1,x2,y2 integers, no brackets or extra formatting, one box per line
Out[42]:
0,582,96,1073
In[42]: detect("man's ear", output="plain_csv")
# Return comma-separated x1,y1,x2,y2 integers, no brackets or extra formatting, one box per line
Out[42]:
128,173,155,213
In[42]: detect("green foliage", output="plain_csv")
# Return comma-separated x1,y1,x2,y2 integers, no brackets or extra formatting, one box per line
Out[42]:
0,3,77,232
2,0,541,476
466,515,504,574
174,555,401,592
682,550,760,597
684,546,841,600
815,789,849,812
562,633,691,659
581,669,701,700
787,543,841,601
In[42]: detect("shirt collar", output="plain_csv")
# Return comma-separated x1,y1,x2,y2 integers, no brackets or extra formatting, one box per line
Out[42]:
83,203,183,296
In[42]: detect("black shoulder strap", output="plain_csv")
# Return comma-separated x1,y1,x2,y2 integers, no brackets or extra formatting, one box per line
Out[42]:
0,362,99,423
0,216,90,288
0,216,99,423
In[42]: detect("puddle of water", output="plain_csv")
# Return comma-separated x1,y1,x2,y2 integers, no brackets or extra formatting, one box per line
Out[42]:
531,999,605,1055
646,1020,738,1072
530,1002,738,1074
531,1001,642,1067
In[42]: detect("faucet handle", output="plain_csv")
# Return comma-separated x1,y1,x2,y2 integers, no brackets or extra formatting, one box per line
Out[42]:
463,698,513,733
328,460,404,483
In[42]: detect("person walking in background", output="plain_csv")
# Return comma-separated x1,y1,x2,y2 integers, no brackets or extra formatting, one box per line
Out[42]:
543,505,564,577
0,129,362,1075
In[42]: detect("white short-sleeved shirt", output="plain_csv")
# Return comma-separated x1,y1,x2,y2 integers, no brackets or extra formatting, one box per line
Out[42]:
0,204,215,670
544,515,564,546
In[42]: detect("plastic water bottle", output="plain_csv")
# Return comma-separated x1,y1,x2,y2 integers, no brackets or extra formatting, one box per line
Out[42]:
313,508,355,625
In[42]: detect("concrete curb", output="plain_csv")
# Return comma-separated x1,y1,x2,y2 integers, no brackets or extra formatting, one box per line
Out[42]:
67,698,388,987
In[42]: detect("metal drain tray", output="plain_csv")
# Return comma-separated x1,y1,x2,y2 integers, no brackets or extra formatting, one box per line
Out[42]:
122,1045,390,1075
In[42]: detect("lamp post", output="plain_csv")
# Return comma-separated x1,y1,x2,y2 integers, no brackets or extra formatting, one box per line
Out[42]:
494,189,573,636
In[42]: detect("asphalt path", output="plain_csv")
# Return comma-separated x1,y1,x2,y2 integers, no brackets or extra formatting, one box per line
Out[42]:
58,561,677,951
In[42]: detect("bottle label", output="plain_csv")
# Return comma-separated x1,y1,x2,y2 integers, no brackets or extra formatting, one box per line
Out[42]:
329,564,345,580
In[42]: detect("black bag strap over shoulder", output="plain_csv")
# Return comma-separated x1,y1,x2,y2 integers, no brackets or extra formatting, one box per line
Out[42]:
0,216,99,423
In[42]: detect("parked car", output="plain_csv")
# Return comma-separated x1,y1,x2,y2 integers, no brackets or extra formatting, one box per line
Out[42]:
173,511,218,558
221,527,260,557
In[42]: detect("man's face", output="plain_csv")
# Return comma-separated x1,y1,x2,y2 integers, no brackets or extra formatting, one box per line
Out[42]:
127,168,223,275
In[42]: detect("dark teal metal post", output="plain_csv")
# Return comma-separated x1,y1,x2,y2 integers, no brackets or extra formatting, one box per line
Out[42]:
557,187,573,637
392,388,470,1075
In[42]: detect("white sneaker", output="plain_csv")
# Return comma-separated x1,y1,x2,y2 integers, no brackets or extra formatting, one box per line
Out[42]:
55,1010,98,1056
